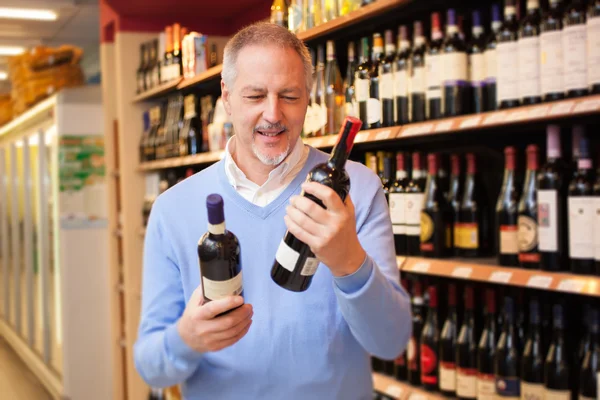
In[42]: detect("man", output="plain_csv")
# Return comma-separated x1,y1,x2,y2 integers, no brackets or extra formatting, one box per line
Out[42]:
134,22,411,399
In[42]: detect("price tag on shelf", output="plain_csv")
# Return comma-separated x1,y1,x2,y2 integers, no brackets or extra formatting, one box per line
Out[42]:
527,105,550,119
557,279,586,294
451,266,473,278
526,275,553,289
489,271,513,284
402,124,434,137
573,98,600,113
385,384,404,399
482,112,508,126
548,101,575,116
355,131,370,143
459,116,481,129
374,129,393,141
410,262,431,273
434,120,454,132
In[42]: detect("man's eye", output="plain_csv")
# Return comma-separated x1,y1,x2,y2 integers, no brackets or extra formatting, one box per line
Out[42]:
245,95,264,100
283,97,299,101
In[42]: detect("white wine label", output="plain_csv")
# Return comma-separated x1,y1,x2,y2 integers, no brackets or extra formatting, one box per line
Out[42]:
406,225,420,236
544,389,570,400
484,48,497,80
442,52,468,82
380,73,394,99
456,369,477,397
500,225,519,255
300,257,320,276
439,363,456,391
563,24,587,92
469,53,486,84
344,101,357,118
202,271,243,301
538,190,558,252
389,193,406,224
394,69,409,97
366,98,382,124
477,375,496,400
517,215,538,252
518,36,541,98
587,17,600,86
392,225,406,235
275,239,300,272
568,197,595,259
426,54,442,90
405,193,424,226
355,77,369,102
594,197,600,261
520,382,544,400
541,31,564,95
410,67,426,94
496,41,520,102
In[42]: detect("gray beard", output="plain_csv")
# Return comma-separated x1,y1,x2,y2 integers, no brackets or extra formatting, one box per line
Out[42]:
251,133,292,166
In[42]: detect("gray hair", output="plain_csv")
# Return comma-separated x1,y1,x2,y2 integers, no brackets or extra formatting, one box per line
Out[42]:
221,22,313,93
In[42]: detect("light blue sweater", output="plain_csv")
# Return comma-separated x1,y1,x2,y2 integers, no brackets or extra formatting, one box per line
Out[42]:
134,147,412,400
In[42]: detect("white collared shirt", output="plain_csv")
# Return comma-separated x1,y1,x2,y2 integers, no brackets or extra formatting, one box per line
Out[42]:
224,136,309,207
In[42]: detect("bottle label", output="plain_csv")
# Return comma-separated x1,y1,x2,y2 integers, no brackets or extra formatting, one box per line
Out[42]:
410,66,426,94
456,222,479,249
394,69,409,97
366,98,382,124
469,53,486,86
520,382,544,400
202,271,243,301
518,36,541,98
405,193,424,236
595,197,600,262
442,52,469,85
496,376,520,397
587,16,600,86
380,72,394,99
389,193,406,224
518,215,538,253
500,225,519,255
355,77,369,102
563,24,587,92
496,42,520,102
407,337,418,370
485,48,497,81
439,362,456,391
300,257,320,276
544,389,570,400
420,344,438,385
426,53,442,95
303,105,314,136
275,239,300,272
456,368,477,397
420,211,435,250
568,197,595,259
477,373,496,400
538,190,559,252
540,31,564,95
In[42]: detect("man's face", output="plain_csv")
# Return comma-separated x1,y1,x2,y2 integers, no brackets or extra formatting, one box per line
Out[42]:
222,44,309,166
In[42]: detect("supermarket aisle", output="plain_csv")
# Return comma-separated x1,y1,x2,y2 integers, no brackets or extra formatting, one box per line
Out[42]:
0,337,52,400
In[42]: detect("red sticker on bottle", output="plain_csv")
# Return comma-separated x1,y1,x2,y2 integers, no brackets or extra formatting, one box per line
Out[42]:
420,344,438,384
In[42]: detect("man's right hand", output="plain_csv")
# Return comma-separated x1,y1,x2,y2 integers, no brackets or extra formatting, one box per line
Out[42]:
177,286,253,353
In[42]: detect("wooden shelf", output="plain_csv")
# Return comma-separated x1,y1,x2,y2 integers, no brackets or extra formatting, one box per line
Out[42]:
373,373,445,400
132,78,183,103
177,64,224,91
138,150,225,171
304,126,400,148
297,0,410,42
401,256,600,297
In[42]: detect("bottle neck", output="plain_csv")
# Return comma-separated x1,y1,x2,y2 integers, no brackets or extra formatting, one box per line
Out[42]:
330,121,360,169
208,221,225,235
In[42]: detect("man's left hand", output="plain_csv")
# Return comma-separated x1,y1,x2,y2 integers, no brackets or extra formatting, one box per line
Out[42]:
284,181,366,277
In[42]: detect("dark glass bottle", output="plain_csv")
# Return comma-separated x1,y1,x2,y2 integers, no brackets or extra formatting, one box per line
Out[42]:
469,11,487,113
458,153,487,257
421,285,439,392
448,154,462,254
426,12,444,120
408,280,425,386
271,117,362,292
544,303,570,399
394,25,411,125
420,154,451,258
140,110,151,163
518,145,540,269
179,94,201,157
442,9,470,117
382,153,394,203
580,308,600,399
497,146,520,266
563,0,588,98
171,23,183,80
367,33,383,129
406,152,426,256
380,30,395,127
198,194,243,303
439,283,458,397
495,297,521,399
137,44,148,94
456,285,477,400
541,0,565,102
589,0,600,94
496,0,521,109
477,288,497,400
520,297,545,399
410,21,427,122
485,4,502,111
519,0,542,105
356,37,371,129
389,152,408,255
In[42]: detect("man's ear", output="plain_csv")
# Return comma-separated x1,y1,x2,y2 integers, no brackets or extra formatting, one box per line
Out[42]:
221,79,232,116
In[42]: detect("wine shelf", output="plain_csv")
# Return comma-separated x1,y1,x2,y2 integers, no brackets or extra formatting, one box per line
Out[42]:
372,373,445,400
132,78,183,103
138,150,225,171
401,256,600,297
177,64,224,91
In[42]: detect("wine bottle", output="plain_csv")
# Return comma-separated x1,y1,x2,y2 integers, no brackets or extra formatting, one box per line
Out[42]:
563,0,588,98
420,154,451,258
140,110,151,163
394,278,410,381
568,127,595,275
594,163,600,274
287,0,303,33
367,33,383,130
410,21,427,122
394,25,410,125
270,0,288,27
469,11,487,114
541,0,565,102
322,0,338,22
408,279,424,385
389,152,408,255
366,152,378,175
162,26,173,83
456,285,477,400
485,4,502,111
426,12,444,120
519,0,542,105
589,0,600,94
497,146,520,266
325,40,344,136
314,45,326,137
458,153,485,257
520,297,545,399
198,194,243,303
518,145,540,269
344,41,358,119
406,152,426,256
477,288,497,400
579,305,592,368
382,153,394,203
580,307,600,399
356,37,371,128
179,94,201,157
439,283,458,397
448,154,462,253
496,0,521,109
537,125,567,271
271,117,362,292
495,297,521,399
380,30,395,127
171,23,183,80
137,44,148,94
421,285,439,392
544,303,570,399
442,9,470,117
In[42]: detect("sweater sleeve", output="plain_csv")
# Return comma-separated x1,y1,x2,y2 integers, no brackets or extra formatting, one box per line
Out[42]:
133,198,203,387
332,174,412,360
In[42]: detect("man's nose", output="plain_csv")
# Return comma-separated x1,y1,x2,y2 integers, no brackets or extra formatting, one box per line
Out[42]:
262,95,283,123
